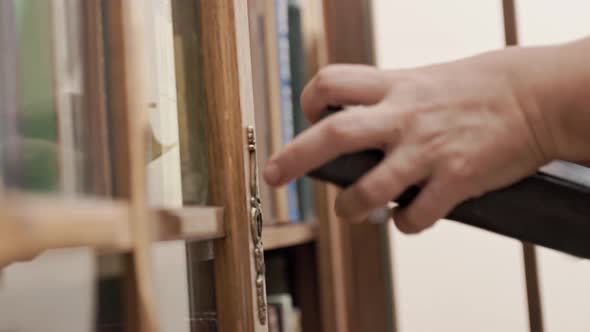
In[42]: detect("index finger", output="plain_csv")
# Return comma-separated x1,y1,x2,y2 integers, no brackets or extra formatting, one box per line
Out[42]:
301,64,389,123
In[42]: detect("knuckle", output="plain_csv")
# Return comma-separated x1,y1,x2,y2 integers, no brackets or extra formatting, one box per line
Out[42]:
314,66,340,97
323,117,353,143
445,156,476,182
354,181,382,210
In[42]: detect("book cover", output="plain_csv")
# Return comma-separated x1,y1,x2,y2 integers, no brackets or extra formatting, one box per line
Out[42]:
275,0,301,222
267,293,295,332
267,304,281,332
288,0,315,221
264,0,291,223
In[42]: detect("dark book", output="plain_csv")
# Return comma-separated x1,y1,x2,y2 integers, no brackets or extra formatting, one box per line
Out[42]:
288,0,315,221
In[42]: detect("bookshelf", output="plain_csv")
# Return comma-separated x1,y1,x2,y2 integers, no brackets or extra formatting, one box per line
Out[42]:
0,0,389,331
263,224,317,251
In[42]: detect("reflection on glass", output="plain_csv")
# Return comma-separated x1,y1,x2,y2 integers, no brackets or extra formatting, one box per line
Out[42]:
0,1,97,331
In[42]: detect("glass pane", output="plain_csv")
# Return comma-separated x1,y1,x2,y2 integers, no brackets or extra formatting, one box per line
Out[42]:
0,0,97,329
170,1,218,330
0,1,112,331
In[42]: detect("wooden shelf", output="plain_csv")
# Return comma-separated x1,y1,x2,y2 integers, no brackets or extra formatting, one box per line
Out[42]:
0,192,224,267
263,222,318,251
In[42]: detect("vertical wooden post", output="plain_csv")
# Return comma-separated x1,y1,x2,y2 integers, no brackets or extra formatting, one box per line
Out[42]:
502,2,544,332
321,0,396,331
106,1,160,330
300,1,354,331
198,1,267,331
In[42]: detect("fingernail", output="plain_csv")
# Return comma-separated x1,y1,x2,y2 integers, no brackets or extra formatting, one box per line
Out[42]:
263,162,281,185
367,207,390,224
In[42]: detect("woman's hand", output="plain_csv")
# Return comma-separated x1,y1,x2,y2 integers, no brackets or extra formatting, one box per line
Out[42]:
263,40,590,233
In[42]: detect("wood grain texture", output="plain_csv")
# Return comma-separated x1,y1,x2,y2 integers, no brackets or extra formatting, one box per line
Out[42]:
262,223,317,251
502,2,544,331
198,0,266,331
0,193,224,268
107,1,159,330
322,1,395,331
299,1,352,331
314,183,350,332
82,0,112,196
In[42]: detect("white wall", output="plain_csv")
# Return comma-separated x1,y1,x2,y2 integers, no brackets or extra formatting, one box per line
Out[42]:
373,1,590,331
372,1,526,331
516,2,590,331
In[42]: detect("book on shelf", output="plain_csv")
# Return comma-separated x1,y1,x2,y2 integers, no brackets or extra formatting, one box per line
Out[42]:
288,0,315,221
275,0,301,222
268,303,281,332
248,0,276,224
267,293,302,332
263,0,297,223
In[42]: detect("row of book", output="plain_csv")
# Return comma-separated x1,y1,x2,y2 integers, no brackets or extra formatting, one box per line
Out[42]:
265,253,304,332
0,1,216,331
249,0,316,225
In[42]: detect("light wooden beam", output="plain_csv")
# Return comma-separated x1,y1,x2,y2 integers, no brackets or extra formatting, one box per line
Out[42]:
263,223,318,251
0,193,224,269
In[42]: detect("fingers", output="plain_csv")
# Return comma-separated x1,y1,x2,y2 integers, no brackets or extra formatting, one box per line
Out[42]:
334,148,430,222
393,178,463,234
301,64,389,123
263,106,393,186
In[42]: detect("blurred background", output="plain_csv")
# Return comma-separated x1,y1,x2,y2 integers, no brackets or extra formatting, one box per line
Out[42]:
373,1,590,331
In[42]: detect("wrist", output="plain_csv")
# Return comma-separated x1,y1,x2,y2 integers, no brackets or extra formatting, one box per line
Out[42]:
510,40,590,162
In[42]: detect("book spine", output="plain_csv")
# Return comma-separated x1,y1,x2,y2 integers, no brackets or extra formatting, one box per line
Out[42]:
288,0,315,221
275,0,300,222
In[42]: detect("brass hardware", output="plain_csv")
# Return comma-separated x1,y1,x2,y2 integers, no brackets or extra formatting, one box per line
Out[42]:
247,125,267,325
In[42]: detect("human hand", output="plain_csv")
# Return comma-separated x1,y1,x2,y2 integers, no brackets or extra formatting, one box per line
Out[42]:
262,55,565,233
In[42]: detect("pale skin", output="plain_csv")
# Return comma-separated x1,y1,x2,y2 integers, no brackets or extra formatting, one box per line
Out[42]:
263,37,590,234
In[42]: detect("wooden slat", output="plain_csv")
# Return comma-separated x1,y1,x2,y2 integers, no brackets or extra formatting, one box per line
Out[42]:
198,0,266,331
321,1,395,331
0,194,224,268
263,223,317,251
117,1,159,329
501,2,544,332
299,1,351,331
